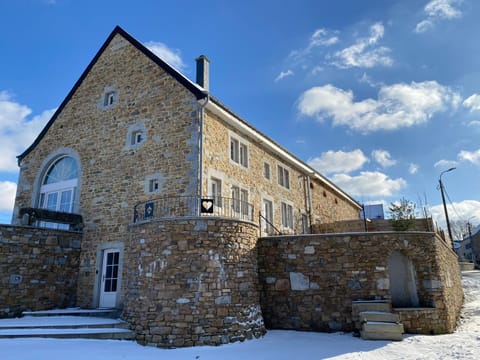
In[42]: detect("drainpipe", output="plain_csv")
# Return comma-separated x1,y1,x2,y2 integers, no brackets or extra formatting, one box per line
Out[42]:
306,175,313,233
197,94,209,215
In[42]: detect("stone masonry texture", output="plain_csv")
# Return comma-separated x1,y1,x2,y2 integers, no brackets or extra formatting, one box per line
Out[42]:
125,217,266,347
0,225,81,318
202,110,360,235
258,231,463,335
12,33,201,309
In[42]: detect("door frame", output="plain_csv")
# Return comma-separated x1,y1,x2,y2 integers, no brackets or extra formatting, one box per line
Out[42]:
93,242,124,309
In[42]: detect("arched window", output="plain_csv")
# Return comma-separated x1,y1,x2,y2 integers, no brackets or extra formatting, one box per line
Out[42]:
39,156,78,216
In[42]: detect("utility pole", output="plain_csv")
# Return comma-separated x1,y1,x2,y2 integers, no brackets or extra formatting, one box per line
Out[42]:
439,167,456,249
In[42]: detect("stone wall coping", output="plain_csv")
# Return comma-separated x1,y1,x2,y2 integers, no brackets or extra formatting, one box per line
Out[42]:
0,223,82,234
261,231,437,240
128,215,258,228
394,307,436,311
261,231,458,256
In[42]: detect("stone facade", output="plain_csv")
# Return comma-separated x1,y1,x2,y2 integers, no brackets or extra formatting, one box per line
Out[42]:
202,110,360,235
3,26,420,348
13,31,202,309
124,217,265,347
0,225,81,318
11,26,361,316
258,231,463,335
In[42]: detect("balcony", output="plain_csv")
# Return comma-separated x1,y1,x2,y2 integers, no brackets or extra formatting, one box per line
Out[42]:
133,195,255,223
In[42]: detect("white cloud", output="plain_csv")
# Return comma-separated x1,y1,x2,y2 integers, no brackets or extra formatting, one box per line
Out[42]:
297,81,460,133
0,181,16,212
308,149,368,175
275,70,294,82
309,29,339,48
372,149,396,168
331,22,393,69
330,171,406,197
408,163,419,174
463,94,480,112
144,41,185,70
430,199,480,230
415,0,463,33
0,91,55,172
468,120,480,127
434,159,459,169
288,28,339,67
458,149,480,165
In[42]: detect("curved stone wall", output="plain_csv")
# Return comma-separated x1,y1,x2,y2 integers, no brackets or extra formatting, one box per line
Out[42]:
124,217,265,347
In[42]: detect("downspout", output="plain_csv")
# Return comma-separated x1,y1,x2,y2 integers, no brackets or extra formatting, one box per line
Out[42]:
197,93,209,215
306,175,313,233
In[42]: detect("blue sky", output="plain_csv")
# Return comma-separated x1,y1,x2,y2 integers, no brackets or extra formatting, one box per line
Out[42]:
1,0,480,236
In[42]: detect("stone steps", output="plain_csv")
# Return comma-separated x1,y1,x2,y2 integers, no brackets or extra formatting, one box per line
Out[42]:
352,301,404,341
0,309,133,340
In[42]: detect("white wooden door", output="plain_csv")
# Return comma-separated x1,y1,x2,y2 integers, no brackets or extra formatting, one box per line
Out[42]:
99,249,120,308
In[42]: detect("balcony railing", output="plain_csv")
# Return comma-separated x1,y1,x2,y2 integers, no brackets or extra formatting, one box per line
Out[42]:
133,195,254,223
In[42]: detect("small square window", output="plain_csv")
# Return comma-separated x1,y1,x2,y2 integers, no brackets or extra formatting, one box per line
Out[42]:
149,179,159,193
131,131,143,146
104,92,115,106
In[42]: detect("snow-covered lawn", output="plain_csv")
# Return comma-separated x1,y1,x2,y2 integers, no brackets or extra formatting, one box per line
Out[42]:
2,272,479,360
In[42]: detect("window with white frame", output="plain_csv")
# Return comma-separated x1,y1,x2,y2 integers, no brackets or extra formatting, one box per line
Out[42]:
281,201,294,230
98,87,118,110
148,178,159,193
39,156,79,230
263,162,271,180
231,185,240,212
277,164,290,189
131,130,143,146
262,198,274,234
210,178,222,207
104,91,115,106
230,135,248,168
125,123,147,150
231,185,249,216
145,173,162,194
240,188,249,216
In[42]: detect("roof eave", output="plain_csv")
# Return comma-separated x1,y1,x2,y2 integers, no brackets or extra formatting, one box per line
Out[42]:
17,25,207,164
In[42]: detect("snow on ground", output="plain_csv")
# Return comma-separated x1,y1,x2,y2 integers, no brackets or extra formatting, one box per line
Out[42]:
1,272,479,360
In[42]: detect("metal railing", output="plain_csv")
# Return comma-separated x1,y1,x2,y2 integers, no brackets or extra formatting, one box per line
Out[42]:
133,195,254,223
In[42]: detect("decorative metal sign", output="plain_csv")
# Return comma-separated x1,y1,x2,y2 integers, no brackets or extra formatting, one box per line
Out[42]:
144,202,154,218
200,199,214,214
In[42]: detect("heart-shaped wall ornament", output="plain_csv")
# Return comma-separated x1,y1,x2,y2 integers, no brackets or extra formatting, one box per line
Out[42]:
201,199,214,213
202,200,213,210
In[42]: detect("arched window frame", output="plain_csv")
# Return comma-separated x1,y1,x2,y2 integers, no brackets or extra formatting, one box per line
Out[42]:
32,149,82,218
39,156,78,214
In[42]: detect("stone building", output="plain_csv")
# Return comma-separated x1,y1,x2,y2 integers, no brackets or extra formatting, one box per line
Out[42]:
7,26,362,346
3,26,463,348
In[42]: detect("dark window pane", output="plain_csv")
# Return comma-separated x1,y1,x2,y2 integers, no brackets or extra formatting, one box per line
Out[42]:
111,279,117,292
113,252,119,264
106,266,112,278
107,252,113,265
104,279,112,292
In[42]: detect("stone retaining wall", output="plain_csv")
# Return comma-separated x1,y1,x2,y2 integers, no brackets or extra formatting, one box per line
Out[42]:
258,231,463,334
0,225,82,318
124,217,266,347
